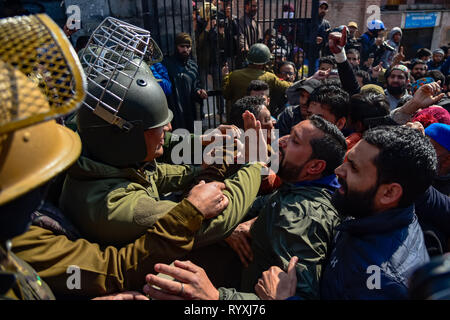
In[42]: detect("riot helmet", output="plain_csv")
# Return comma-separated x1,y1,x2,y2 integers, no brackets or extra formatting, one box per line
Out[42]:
77,17,172,167
0,15,85,238
247,43,272,65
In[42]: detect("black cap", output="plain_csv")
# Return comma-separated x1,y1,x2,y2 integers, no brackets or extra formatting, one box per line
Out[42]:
286,79,322,105
319,1,329,8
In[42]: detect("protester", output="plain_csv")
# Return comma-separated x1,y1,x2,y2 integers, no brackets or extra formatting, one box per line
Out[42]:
346,49,360,70
381,27,402,68
277,61,296,83
359,19,385,66
306,84,350,131
237,0,263,68
308,1,331,75
428,49,446,71
144,115,347,300
410,59,428,81
253,125,437,300
384,65,412,110
416,48,433,64
291,46,309,80
345,21,359,51
277,78,322,136
163,33,208,132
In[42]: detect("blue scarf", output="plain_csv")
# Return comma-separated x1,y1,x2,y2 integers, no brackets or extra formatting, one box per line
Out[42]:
294,174,340,192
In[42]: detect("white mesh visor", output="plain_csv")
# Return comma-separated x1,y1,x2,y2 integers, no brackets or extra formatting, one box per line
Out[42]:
80,17,163,129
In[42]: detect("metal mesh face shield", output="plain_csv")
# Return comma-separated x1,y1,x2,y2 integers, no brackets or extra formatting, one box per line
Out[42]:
0,14,86,204
79,17,164,130
0,14,86,134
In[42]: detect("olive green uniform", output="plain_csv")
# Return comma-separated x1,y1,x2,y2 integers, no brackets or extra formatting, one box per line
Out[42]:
1,244,55,300
222,67,291,117
10,200,203,298
59,156,263,247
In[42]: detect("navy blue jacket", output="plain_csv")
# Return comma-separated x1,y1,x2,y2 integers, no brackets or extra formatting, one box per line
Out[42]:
320,206,429,299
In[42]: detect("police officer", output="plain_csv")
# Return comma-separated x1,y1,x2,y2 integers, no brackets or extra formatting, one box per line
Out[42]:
59,18,265,249
222,43,291,120
0,14,232,300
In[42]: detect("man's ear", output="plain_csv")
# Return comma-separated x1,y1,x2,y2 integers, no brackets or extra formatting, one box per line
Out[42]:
305,159,327,177
336,117,347,131
376,182,403,209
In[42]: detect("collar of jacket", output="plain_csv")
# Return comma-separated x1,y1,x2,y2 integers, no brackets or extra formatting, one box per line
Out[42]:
67,155,156,187
293,174,340,191
336,205,415,236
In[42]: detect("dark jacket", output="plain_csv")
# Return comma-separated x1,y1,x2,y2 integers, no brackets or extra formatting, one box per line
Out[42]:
276,105,304,137
162,54,203,132
337,59,360,96
415,186,450,254
320,205,429,299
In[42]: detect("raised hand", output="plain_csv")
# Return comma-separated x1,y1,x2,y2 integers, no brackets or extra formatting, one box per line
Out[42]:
311,68,330,80
393,46,405,66
254,256,299,300
371,62,383,79
411,81,445,109
328,26,347,54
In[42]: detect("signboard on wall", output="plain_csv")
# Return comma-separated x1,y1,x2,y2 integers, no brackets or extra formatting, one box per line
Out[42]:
403,12,441,29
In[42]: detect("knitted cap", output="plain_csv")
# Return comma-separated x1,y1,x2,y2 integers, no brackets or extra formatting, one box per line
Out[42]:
411,77,435,95
360,84,385,96
175,32,192,46
425,123,450,152
412,106,450,128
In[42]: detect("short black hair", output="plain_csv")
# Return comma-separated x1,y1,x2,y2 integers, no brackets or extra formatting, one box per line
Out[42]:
426,70,445,86
346,48,360,59
410,59,427,69
416,48,432,59
363,125,437,207
276,61,296,74
229,96,266,129
355,70,371,85
318,55,337,69
247,80,270,94
309,115,347,177
349,91,390,130
308,85,350,120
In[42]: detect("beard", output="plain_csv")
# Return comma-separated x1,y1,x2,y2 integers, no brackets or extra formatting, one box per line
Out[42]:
331,178,379,219
386,83,406,96
277,148,307,182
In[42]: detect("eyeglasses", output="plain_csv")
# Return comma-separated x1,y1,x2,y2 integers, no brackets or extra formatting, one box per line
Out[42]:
281,71,295,76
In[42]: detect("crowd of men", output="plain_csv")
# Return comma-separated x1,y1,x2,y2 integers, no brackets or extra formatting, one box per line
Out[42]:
1,0,450,302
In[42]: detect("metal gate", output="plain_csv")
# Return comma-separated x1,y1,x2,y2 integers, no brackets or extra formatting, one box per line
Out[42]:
146,0,319,129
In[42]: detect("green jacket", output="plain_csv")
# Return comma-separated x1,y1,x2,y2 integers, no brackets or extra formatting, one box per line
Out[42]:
60,156,263,248
218,183,341,300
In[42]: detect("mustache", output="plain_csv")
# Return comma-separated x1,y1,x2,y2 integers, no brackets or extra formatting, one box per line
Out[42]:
337,177,347,193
